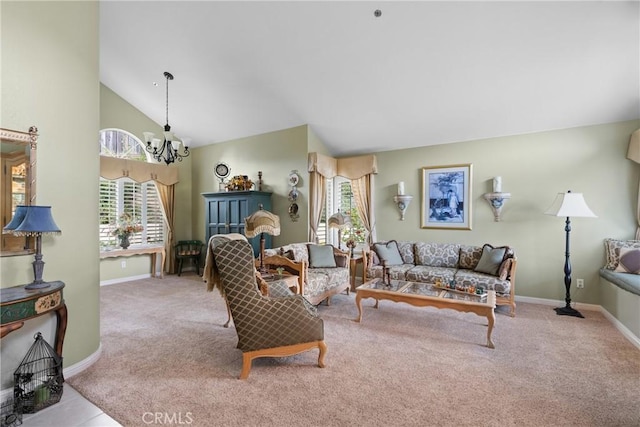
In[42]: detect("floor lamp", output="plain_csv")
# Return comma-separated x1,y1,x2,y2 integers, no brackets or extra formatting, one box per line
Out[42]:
545,191,596,318
244,205,280,274
328,210,352,250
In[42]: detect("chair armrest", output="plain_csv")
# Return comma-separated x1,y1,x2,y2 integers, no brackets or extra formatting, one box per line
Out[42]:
261,254,307,294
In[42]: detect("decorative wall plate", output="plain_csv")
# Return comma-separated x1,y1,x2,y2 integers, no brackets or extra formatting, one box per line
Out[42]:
288,187,299,202
288,171,299,187
214,162,230,181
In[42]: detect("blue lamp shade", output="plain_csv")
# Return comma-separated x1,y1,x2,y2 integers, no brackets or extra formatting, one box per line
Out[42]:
2,205,29,234
12,206,61,236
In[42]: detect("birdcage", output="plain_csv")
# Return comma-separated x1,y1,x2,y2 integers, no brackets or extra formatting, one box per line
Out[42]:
0,397,22,427
13,332,63,414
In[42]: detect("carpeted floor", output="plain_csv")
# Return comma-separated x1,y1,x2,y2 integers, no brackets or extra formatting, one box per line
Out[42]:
68,275,640,427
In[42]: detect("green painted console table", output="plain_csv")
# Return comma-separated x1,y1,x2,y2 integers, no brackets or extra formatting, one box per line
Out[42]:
0,281,67,357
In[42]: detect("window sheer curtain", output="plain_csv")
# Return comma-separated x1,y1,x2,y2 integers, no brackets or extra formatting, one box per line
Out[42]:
628,129,640,239
100,156,178,274
307,152,378,243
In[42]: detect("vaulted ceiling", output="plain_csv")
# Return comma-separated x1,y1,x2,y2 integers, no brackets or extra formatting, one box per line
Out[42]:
100,1,639,156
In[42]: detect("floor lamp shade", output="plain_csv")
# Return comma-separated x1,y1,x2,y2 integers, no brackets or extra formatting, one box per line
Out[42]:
545,191,596,318
544,192,597,218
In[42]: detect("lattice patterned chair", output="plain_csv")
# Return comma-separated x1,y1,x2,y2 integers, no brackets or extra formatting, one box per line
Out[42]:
212,239,327,379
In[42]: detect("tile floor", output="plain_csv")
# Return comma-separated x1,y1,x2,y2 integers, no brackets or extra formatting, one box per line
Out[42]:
20,385,121,427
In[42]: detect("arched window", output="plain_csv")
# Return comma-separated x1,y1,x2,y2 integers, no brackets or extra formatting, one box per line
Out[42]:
99,129,165,248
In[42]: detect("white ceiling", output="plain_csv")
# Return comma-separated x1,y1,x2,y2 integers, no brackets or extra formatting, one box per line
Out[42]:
100,1,640,156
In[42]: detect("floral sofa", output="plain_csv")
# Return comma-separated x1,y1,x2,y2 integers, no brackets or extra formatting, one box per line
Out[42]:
363,240,518,316
262,243,351,306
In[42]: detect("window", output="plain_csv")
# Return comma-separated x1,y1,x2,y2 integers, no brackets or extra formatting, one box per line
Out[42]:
321,176,367,247
99,129,165,248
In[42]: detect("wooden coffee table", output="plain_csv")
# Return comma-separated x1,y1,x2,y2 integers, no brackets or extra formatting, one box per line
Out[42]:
355,278,496,348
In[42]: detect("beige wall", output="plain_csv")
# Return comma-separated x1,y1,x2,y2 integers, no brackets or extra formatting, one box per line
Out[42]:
372,120,639,305
191,125,311,246
0,1,100,388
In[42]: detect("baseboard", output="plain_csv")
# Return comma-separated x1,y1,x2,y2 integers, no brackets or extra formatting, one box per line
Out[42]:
63,342,103,379
1,342,102,406
599,307,640,350
515,295,600,311
515,295,639,348
100,274,150,286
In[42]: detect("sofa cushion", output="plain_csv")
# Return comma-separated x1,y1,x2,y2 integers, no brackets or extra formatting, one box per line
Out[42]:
415,242,460,268
373,240,404,265
454,269,512,296
307,244,337,268
615,247,640,274
604,239,640,270
459,245,483,270
367,264,414,281
474,244,508,276
405,266,456,284
397,241,415,264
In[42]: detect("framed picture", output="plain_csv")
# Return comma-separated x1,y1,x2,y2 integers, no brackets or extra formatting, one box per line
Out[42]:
421,164,472,230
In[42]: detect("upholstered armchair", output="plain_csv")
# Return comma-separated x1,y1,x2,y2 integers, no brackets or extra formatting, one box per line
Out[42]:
262,243,351,305
212,239,327,379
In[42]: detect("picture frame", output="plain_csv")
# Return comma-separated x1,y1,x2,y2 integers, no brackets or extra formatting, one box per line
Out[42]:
421,164,472,230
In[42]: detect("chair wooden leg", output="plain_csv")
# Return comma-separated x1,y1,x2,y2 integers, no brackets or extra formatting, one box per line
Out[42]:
317,340,327,368
240,353,253,380
177,259,183,276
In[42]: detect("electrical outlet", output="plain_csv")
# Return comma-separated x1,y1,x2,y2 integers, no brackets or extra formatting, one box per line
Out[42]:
121,261,126,269
576,279,584,289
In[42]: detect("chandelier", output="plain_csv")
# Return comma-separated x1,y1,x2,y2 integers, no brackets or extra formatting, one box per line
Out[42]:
143,71,191,164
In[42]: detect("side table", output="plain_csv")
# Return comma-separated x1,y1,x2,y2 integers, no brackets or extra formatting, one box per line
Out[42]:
263,274,300,296
0,281,68,358
350,255,364,292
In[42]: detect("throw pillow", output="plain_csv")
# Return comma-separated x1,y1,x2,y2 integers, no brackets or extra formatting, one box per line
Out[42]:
614,247,640,274
474,244,508,276
307,244,337,268
604,239,640,270
498,258,512,281
373,240,404,265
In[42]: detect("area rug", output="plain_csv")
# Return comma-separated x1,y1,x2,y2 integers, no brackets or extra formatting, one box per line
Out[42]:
68,275,640,427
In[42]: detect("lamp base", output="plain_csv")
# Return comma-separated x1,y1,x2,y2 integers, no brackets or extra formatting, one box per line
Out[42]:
554,306,584,318
25,280,51,290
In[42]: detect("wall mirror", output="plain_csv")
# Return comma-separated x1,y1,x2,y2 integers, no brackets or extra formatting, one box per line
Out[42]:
1,126,37,256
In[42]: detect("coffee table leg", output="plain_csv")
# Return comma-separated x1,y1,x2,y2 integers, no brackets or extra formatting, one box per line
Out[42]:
355,293,363,322
486,310,495,349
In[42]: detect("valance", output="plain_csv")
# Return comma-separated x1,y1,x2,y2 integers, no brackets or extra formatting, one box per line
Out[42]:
308,153,337,178
100,156,179,185
308,152,377,179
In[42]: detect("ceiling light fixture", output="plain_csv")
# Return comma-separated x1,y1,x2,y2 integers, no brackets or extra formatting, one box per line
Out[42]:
143,71,191,165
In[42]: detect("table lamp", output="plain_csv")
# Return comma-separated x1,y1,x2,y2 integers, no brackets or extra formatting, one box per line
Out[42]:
7,205,61,290
544,191,596,318
245,205,280,273
328,210,352,250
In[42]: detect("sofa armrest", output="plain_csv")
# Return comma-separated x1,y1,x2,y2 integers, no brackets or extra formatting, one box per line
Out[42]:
330,246,348,266
261,254,307,295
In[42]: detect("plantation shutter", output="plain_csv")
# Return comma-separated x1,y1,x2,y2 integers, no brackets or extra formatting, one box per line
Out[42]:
145,182,164,244
99,179,117,243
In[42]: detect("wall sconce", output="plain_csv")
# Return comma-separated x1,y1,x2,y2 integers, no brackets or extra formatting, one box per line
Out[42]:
483,176,511,222
393,181,413,221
